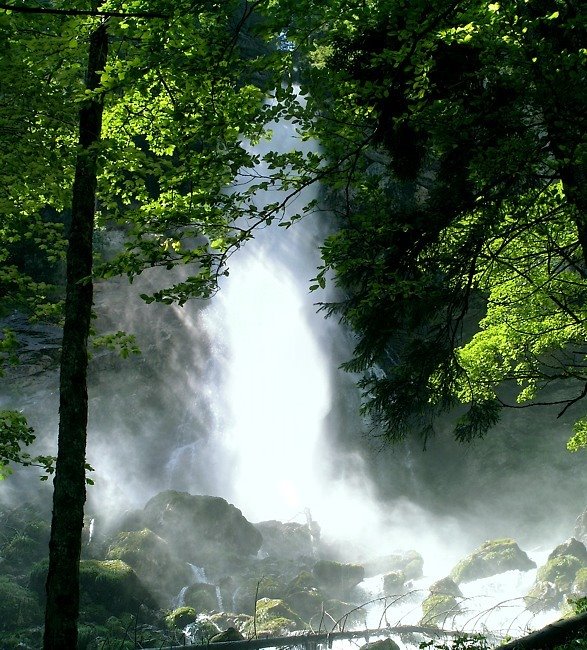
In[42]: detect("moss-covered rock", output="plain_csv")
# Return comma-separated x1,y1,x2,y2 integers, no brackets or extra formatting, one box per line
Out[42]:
548,538,587,565
243,597,304,635
183,615,222,643
184,582,220,612
30,558,157,623
313,560,365,596
284,587,324,622
319,599,366,628
525,554,584,612
209,612,252,634
210,626,245,642
233,574,289,615
165,606,197,629
429,577,463,598
364,551,424,580
0,503,51,575
360,639,401,650
382,571,407,595
450,538,536,584
129,491,262,565
537,554,584,592
106,528,191,605
0,575,42,631
254,520,316,559
420,593,460,626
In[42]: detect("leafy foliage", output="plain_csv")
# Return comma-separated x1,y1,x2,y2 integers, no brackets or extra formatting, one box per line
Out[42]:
275,0,587,447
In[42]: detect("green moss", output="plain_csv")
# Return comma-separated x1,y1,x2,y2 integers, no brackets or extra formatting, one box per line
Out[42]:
210,626,245,642
313,560,365,593
0,575,42,631
450,539,535,584
242,597,304,635
165,606,197,629
537,555,583,593
420,593,460,626
573,567,587,595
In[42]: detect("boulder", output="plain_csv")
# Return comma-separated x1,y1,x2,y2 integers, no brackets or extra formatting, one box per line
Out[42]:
420,593,460,626
255,520,315,559
450,538,536,584
184,582,221,612
363,551,424,580
243,598,304,635
524,554,584,612
211,626,245,642
360,639,400,650
106,528,192,605
313,560,365,596
382,571,407,595
128,491,263,565
184,616,222,644
429,577,463,598
548,538,587,565
30,558,157,623
165,606,197,630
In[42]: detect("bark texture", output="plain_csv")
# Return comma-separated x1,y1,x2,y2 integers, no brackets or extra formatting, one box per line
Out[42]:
43,21,108,650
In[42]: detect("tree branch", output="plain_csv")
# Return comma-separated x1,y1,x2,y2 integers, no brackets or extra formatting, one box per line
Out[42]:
0,3,169,18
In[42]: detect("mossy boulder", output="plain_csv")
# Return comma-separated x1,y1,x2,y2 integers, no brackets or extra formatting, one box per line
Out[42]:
525,554,584,612
184,616,222,643
383,571,407,595
364,551,424,580
106,528,191,605
429,577,463,598
450,538,535,584
0,575,42,631
165,606,197,629
30,558,157,623
255,520,316,559
420,593,460,626
211,626,245,642
284,587,324,622
322,599,366,628
184,582,220,612
245,597,305,635
548,538,587,565
360,639,401,650
537,554,584,593
313,560,365,596
233,574,289,615
130,491,262,565
209,613,252,634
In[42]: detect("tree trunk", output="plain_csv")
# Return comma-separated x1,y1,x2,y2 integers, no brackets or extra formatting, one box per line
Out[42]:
497,610,587,650
43,21,108,650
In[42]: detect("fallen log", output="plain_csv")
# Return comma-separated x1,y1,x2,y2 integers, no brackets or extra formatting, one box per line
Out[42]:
149,625,465,650
496,610,587,650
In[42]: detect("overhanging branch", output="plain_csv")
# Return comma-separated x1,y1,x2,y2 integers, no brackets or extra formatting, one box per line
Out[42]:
0,3,169,18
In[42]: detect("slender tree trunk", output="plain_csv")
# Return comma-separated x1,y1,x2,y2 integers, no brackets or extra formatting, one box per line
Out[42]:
43,21,108,650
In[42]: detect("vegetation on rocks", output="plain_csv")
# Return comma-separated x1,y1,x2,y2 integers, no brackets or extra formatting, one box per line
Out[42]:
450,538,535,584
420,593,460,627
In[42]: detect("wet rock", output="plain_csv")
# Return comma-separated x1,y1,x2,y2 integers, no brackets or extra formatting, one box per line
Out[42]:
524,580,560,613
450,538,536,584
243,598,304,635
420,593,460,627
184,582,220,612
525,554,585,612
211,626,245,642
429,577,463,598
129,491,263,565
255,520,316,559
360,639,401,650
382,571,408,595
364,551,424,580
548,538,587,565
106,528,192,605
572,567,587,595
313,560,365,596
165,606,197,629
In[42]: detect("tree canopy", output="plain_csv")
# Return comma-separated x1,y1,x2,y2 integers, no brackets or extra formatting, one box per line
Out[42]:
268,0,587,449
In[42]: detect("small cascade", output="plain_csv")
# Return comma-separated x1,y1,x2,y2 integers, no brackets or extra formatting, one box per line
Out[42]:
215,585,223,611
172,564,209,609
